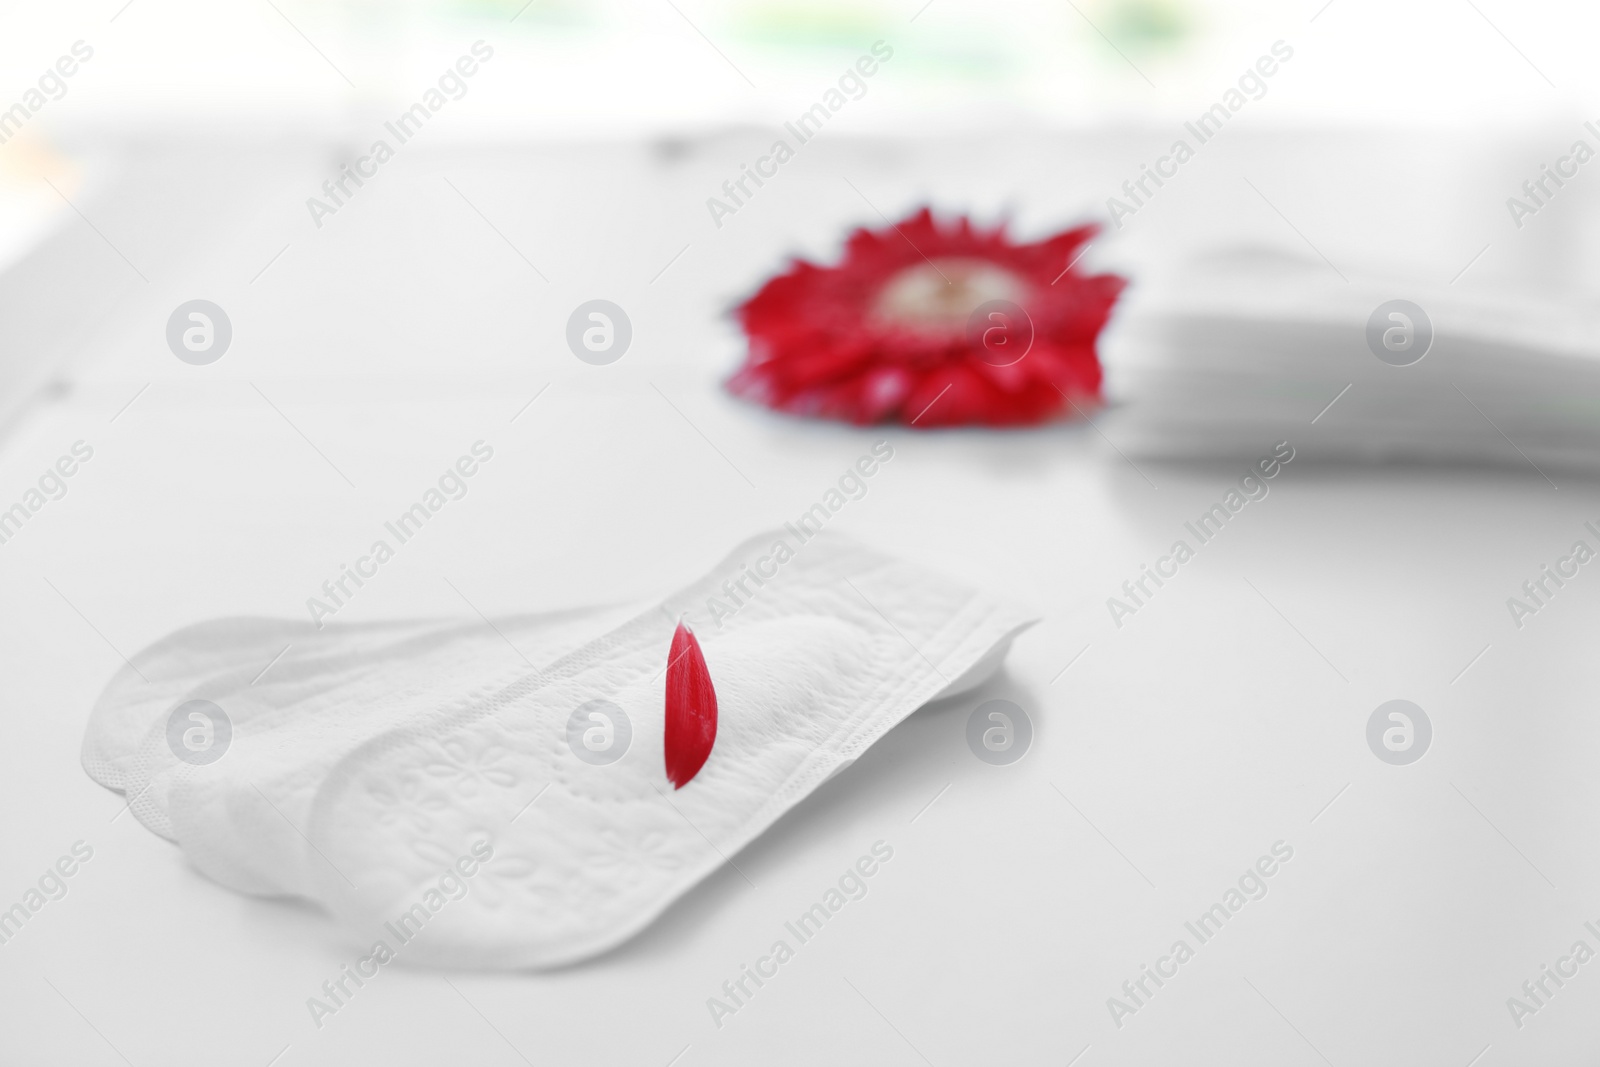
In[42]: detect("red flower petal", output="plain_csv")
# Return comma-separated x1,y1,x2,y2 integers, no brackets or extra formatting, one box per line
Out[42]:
664,621,718,789
726,208,1126,428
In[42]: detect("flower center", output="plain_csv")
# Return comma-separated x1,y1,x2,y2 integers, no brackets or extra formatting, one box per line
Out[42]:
871,258,1029,336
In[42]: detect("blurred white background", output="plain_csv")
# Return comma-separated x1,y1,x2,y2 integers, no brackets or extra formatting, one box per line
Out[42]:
3,0,1595,132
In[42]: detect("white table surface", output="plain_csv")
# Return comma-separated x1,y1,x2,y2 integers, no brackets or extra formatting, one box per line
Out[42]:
1,132,1598,1066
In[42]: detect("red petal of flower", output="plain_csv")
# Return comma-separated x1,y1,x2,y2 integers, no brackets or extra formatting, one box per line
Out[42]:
664,621,718,789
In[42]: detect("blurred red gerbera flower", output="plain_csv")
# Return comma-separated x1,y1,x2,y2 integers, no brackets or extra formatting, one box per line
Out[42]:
727,209,1126,428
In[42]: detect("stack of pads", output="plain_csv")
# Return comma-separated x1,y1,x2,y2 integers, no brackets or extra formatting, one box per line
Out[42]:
1104,248,1600,473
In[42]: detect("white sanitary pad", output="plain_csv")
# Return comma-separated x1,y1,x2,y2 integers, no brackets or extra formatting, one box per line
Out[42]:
83,532,1035,968
1104,247,1600,471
